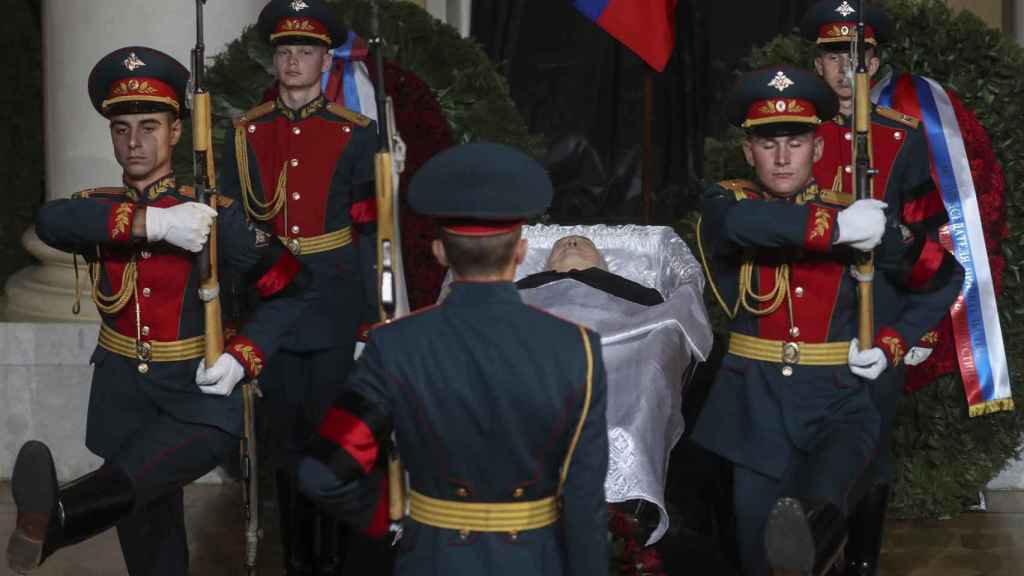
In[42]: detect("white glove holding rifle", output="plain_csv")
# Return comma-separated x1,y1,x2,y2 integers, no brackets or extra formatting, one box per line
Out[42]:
145,202,217,253
836,199,887,252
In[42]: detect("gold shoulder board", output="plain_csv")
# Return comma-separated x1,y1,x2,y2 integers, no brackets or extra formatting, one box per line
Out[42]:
717,179,761,201
72,186,125,199
327,102,372,127
876,106,921,129
233,100,275,128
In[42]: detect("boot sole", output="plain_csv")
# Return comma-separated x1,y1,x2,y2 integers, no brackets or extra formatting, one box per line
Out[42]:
6,441,58,573
765,497,814,575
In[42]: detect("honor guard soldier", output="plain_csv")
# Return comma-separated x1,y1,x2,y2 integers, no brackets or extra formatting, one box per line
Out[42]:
802,3,966,574
691,67,960,576
218,0,379,573
295,142,611,576
5,47,313,575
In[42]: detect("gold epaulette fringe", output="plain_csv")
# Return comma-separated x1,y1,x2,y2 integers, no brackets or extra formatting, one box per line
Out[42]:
876,106,921,129
327,102,371,127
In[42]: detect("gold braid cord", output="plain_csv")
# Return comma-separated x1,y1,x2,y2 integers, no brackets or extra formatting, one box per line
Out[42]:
236,125,286,222
90,256,138,315
737,260,790,316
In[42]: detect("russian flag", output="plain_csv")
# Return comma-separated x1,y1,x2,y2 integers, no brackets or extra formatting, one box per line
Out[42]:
573,0,678,72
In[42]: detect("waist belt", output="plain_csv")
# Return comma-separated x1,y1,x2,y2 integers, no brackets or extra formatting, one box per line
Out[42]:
728,332,849,366
98,324,205,363
408,489,560,533
279,226,352,256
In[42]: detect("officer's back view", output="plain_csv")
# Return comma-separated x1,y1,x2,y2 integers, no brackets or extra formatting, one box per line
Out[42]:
297,142,610,576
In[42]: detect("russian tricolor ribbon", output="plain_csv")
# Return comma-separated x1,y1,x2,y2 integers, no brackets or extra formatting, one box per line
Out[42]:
873,72,1012,416
321,31,378,122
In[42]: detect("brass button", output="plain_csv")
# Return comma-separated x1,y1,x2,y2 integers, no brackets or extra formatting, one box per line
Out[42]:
794,287,804,298
458,529,469,540
137,362,149,374
141,251,151,259
291,192,301,201
290,225,300,235
894,131,903,140
292,126,301,135
342,125,352,133
142,287,151,298
290,158,299,167
844,131,852,141
508,531,519,541
141,326,150,337
781,365,793,377
247,124,256,134
789,326,801,338
844,165,853,174
512,488,525,499
455,487,469,498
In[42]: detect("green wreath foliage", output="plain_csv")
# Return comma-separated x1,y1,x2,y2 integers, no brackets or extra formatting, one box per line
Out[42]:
173,0,539,179
701,0,1024,519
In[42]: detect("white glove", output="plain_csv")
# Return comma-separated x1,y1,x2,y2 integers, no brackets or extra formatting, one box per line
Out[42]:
848,338,888,381
146,202,217,252
836,199,888,251
904,346,933,367
196,353,246,396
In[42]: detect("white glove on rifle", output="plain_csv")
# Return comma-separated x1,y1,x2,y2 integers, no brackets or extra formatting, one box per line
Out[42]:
904,346,933,367
146,202,217,253
836,199,887,251
848,338,888,381
196,353,245,396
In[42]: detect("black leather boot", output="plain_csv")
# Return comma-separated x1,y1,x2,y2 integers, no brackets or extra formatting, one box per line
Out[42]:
6,441,134,573
764,497,847,576
843,484,890,576
277,469,315,575
314,507,346,575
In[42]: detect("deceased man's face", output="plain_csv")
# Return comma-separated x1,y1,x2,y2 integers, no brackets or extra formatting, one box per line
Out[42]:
546,235,607,273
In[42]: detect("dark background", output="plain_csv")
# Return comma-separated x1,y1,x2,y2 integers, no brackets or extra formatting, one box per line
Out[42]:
0,0,813,286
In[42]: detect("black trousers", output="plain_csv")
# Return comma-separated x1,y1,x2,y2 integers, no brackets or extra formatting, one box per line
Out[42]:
108,413,238,576
732,415,876,576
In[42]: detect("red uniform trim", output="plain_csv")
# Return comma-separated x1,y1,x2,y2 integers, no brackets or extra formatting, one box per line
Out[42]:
908,238,948,291
440,219,525,236
804,205,836,252
255,250,301,298
226,335,266,379
901,189,946,225
107,202,136,242
349,197,377,225
875,326,908,367
318,407,379,474
363,472,390,538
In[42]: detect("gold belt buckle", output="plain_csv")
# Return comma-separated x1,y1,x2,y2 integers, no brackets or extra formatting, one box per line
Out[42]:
287,237,302,255
782,342,800,365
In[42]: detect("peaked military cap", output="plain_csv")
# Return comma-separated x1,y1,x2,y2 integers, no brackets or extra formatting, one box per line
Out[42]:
409,142,553,236
724,67,838,137
800,0,893,50
258,0,347,48
88,46,189,118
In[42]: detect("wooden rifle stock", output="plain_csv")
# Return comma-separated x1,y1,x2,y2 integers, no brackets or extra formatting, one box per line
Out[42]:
852,0,875,350
192,89,224,366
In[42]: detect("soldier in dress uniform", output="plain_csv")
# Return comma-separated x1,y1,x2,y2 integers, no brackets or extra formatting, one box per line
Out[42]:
5,46,313,575
217,0,379,573
294,142,611,576
691,67,960,576
801,3,966,574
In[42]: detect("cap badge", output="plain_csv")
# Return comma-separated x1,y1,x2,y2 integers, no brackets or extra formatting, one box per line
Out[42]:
290,0,309,11
768,71,795,92
123,52,146,72
835,1,856,18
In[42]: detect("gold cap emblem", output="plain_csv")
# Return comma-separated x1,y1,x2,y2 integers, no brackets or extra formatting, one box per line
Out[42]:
290,0,309,11
836,1,856,18
768,71,795,92
123,52,146,72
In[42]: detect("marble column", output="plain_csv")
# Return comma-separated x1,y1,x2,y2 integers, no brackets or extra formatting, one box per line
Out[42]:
3,0,264,322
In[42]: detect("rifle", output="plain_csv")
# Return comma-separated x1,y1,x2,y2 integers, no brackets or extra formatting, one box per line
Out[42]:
191,2,260,573
369,0,410,541
851,0,876,351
